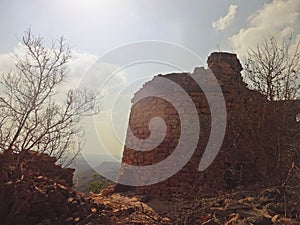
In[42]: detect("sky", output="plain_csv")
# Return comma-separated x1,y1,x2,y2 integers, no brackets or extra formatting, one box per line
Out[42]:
0,0,300,159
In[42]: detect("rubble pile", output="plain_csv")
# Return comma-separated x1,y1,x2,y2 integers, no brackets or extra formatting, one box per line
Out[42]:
164,185,300,225
90,184,300,225
0,151,173,225
89,193,172,225
0,151,95,225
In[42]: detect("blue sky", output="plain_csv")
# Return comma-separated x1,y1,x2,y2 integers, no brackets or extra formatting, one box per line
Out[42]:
1,0,299,66
0,0,300,157
2,0,298,57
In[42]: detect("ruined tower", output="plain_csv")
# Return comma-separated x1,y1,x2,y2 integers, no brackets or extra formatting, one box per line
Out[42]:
117,53,300,199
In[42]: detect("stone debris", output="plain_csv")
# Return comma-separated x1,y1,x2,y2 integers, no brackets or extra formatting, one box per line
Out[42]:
0,151,172,225
158,185,300,225
88,193,172,225
0,151,93,225
5,150,299,225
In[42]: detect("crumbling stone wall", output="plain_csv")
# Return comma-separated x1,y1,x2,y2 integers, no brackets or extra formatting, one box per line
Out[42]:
118,52,300,199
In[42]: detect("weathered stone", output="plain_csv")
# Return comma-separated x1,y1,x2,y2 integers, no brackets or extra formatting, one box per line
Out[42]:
0,151,93,225
31,187,48,204
253,216,273,225
117,52,300,199
202,219,221,225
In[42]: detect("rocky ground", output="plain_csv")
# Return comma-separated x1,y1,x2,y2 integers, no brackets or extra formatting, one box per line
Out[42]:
84,183,300,225
163,185,300,225
87,192,172,225
0,151,92,225
1,151,299,225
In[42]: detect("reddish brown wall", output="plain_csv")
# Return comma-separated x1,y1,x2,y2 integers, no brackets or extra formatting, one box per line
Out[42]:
117,52,300,199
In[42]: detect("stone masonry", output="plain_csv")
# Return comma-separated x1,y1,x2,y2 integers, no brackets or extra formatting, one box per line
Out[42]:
117,52,300,199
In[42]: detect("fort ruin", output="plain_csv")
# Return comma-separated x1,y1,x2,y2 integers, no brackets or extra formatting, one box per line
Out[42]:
117,52,300,199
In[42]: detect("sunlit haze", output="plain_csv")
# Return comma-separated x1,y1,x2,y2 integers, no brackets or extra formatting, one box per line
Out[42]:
1,0,299,157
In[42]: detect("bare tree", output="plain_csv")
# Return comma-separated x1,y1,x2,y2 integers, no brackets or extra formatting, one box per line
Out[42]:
0,29,100,224
244,35,300,101
244,35,300,187
0,30,99,166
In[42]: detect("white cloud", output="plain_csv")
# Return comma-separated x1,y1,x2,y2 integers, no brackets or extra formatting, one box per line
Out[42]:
0,44,100,87
68,51,97,78
64,50,98,90
0,43,38,72
213,4,238,31
230,0,300,57
0,53,13,73
0,45,98,78
0,44,110,95
0,44,129,157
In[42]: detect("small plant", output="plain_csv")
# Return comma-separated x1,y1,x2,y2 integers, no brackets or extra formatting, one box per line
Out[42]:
85,174,112,194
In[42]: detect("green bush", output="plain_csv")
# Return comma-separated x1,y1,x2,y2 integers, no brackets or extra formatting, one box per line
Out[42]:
85,174,112,194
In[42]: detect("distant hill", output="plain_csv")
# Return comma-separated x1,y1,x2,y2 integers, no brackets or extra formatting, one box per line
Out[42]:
72,153,121,193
